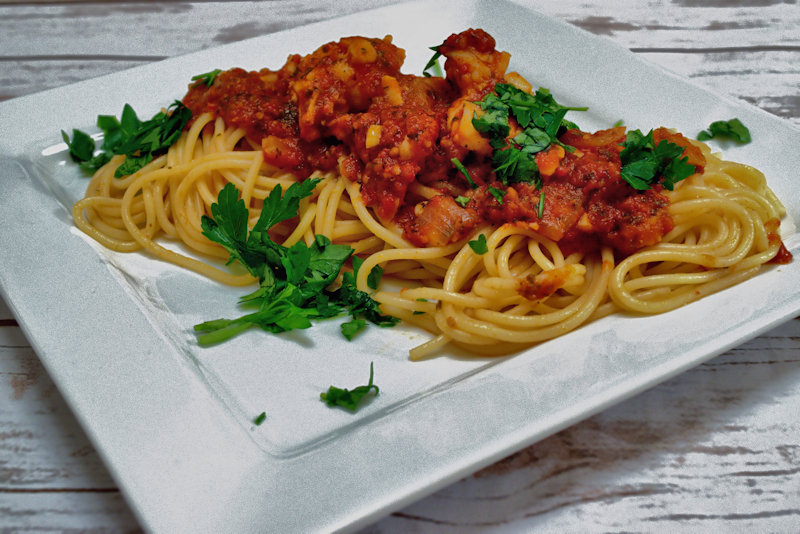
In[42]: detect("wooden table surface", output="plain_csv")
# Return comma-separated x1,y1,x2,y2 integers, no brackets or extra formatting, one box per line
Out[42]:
2,1,799,532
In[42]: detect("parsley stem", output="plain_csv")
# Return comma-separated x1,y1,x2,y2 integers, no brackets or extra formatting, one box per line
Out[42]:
451,157,477,189
537,191,545,219
507,100,588,112
196,320,254,346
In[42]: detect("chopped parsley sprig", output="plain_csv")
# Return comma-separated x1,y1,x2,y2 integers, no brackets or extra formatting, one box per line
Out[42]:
472,84,586,188
320,362,379,411
61,101,191,177
191,68,222,88
194,180,398,345
697,118,751,143
423,46,443,78
487,185,506,205
619,129,696,191
468,234,489,255
451,157,477,189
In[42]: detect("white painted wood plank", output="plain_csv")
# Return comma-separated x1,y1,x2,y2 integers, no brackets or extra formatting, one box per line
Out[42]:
2,1,798,126
4,315,800,532
5,53,798,125
364,319,800,532
532,1,800,49
638,51,800,126
0,330,116,491
0,492,141,533
0,59,153,102
2,1,798,57
0,298,13,321
0,1,401,57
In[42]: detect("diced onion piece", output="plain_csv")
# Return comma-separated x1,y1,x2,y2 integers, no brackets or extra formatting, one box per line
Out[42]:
366,125,383,149
504,71,533,93
381,75,404,106
348,38,378,63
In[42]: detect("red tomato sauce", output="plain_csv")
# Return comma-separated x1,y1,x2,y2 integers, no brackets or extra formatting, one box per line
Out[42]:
180,28,789,262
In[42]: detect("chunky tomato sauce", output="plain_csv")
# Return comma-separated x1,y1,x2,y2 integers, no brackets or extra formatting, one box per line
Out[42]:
181,28,788,261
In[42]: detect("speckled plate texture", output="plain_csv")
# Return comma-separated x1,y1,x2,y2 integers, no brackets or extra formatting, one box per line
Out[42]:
1,1,799,532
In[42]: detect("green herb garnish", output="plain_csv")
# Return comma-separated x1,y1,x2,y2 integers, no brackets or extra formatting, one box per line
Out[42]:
697,118,751,143
62,101,191,177
61,129,97,166
451,157,477,189
468,234,489,255
473,84,586,188
487,185,506,205
537,191,545,219
320,362,379,411
338,256,398,340
254,412,266,425
423,46,443,78
619,129,696,191
194,181,397,345
366,263,385,290
192,68,222,88
454,196,471,208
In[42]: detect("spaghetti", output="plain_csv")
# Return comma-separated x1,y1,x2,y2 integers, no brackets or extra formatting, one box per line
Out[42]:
72,29,791,359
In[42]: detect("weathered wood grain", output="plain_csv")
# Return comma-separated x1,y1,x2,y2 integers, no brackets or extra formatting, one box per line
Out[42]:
0,493,141,534
2,0,800,124
366,319,800,532
4,315,799,533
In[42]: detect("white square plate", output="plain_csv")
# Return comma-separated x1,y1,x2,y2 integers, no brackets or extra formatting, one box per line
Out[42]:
1,1,799,532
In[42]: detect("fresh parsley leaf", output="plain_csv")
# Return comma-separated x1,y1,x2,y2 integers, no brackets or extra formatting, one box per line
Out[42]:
192,68,222,88
619,129,695,191
512,127,551,155
351,254,365,278
337,267,399,336
253,178,319,234
115,153,153,177
492,144,540,187
120,104,142,138
306,236,353,291
110,101,191,177
200,182,253,272
697,118,751,143
196,180,397,345
63,101,192,178
661,153,696,189
468,234,489,255
495,84,586,129
320,362,379,411
96,115,122,150
366,264,385,290
61,129,96,163
61,128,116,173
451,157,477,189
473,93,510,139
487,185,506,205
454,196,470,208
341,318,367,340
473,84,586,188
254,412,266,425
423,46,443,78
